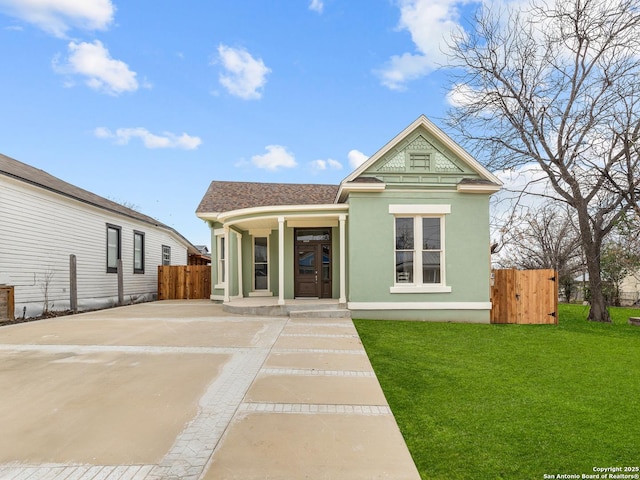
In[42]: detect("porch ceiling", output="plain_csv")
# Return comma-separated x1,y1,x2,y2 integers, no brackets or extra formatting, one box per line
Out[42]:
218,205,349,233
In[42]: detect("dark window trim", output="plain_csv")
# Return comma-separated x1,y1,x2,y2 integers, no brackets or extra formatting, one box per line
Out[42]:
106,223,121,274
133,230,145,274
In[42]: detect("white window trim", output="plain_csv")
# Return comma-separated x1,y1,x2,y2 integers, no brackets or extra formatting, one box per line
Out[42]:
214,228,226,289
390,205,451,294
251,235,271,295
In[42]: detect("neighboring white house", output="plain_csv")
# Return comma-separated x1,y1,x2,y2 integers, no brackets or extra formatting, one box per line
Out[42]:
0,153,200,318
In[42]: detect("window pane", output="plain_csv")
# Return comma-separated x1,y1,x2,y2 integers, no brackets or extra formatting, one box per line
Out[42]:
162,246,171,266
107,228,119,269
422,251,441,283
396,251,413,283
134,234,143,270
254,237,267,263
322,245,330,281
296,229,330,242
395,218,414,250
423,218,441,250
255,264,268,290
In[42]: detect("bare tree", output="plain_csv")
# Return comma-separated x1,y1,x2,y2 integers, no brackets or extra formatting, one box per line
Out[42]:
447,0,640,321
498,203,583,271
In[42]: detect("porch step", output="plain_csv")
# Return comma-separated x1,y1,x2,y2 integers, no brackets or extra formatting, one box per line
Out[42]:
289,309,352,319
222,301,348,318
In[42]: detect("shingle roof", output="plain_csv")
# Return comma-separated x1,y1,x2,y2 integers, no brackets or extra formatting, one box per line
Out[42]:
0,153,197,251
196,181,340,214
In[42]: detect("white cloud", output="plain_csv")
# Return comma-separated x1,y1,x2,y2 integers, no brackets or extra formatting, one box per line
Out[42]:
377,0,466,90
347,149,369,169
251,145,297,170
54,40,139,96
94,127,202,150
0,0,114,38
217,44,271,100
309,0,324,13
311,158,343,171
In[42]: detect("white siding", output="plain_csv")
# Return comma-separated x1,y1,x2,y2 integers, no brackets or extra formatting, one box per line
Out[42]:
0,176,189,317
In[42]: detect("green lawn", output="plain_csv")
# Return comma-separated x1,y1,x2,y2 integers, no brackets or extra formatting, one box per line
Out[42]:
354,304,640,480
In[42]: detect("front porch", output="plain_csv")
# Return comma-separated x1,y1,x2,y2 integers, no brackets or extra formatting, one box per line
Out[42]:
221,297,350,318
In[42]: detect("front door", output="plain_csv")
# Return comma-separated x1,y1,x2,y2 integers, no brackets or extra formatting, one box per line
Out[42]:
294,229,332,298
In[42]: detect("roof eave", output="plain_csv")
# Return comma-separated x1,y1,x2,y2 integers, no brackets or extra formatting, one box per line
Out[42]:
336,182,386,202
456,183,502,194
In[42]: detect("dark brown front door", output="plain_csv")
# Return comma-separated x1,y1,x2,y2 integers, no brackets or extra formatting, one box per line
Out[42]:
294,229,332,298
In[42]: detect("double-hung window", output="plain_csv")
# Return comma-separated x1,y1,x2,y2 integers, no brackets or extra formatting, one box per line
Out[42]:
106,224,121,273
162,245,171,266
390,205,451,293
133,231,145,274
215,230,226,287
253,237,269,291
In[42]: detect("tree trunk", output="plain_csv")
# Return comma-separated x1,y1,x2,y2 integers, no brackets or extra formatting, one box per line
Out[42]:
584,244,612,323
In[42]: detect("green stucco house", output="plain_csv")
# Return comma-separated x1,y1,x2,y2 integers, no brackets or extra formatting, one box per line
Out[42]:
196,115,502,322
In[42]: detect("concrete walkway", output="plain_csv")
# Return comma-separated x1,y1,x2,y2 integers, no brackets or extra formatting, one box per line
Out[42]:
0,301,420,480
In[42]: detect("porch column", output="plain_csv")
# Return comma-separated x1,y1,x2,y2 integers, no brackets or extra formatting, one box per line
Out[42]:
339,214,347,304
236,232,243,299
223,227,230,303
278,216,285,305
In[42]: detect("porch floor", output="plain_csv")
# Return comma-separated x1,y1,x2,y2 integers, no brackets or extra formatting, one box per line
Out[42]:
221,297,350,318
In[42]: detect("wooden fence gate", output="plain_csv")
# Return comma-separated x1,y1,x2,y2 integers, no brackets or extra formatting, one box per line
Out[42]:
490,269,558,324
158,265,211,300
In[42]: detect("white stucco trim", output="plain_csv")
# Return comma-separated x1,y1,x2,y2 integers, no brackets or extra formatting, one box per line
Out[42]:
339,214,347,304
348,302,492,310
390,285,452,293
389,204,451,215
216,204,348,222
457,183,502,194
278,216,285,306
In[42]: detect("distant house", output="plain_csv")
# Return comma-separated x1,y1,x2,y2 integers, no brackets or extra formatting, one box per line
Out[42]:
0,153,200,317
196,115,502,322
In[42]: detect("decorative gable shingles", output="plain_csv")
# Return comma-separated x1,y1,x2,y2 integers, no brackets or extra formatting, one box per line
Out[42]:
363,128,479,186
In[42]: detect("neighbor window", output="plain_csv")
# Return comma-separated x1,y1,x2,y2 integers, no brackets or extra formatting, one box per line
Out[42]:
106,224,121,273
394,216,443,285
253,237,269,291
133,231,145,274
162,245,171,266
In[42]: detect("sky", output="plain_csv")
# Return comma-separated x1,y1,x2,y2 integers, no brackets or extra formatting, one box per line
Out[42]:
0,0,501,249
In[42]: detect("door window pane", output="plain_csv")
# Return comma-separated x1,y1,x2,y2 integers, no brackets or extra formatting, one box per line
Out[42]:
322,245,331,281
298,250,315,275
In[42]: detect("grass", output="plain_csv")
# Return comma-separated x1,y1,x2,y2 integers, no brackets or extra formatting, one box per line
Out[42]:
354,304,640,480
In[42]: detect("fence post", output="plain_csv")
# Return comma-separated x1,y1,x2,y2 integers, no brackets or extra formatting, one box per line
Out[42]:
69,254,78,313
117,259,124,306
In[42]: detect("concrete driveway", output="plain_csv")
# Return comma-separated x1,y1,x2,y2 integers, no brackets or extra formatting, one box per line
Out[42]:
0,300,420,480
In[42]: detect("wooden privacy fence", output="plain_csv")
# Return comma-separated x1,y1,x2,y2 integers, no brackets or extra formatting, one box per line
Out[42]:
0,286,15,322
491,269,558,324
158,265,211,300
